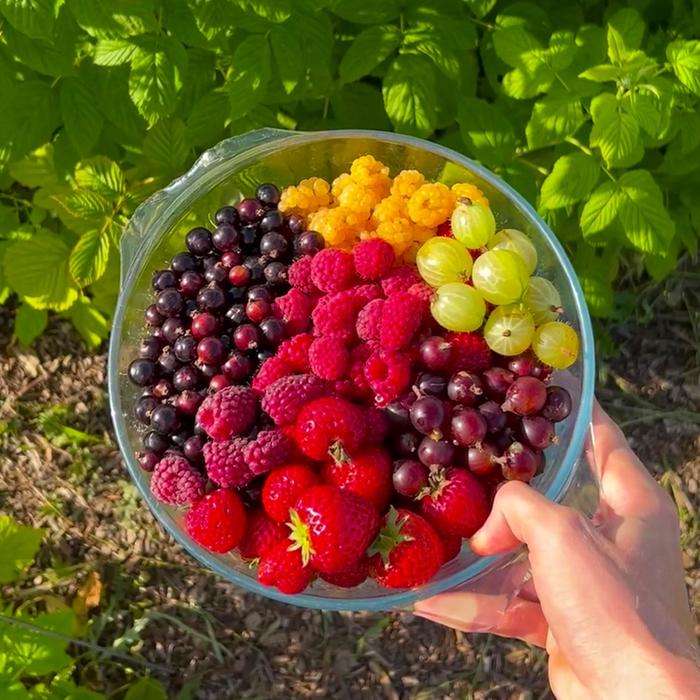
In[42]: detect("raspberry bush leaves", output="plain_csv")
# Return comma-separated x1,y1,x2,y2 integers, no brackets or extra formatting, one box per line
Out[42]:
1,0,700,345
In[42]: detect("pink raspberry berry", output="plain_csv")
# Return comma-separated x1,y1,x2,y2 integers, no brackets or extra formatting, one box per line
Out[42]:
275,288,312,335
261,373,328,425
276,333,313,372
150,454,206,506
203,437,253,488
353,238,395,280
364,350,412,406
311,290,359,343
310,249,356,293
287,255,318,294
252,356,293,392
349,283,382,306
407,282,434,306
244,429,294,475
196,386,257,441
380,264,421,295
356,298,384,342
379,291,425,351
309,336,350,381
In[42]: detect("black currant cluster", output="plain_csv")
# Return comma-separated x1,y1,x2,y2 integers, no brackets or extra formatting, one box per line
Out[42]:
126,183,320,473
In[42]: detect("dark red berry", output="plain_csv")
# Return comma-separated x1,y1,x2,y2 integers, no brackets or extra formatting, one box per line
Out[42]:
447,371,483,406
128,359,157,386
221,250,242,267
150,404,180,434
173,335,197,362
183,435,204,460
541,386,572,422
259,232,288,260
256,183,280,206
144,304,164,327
246,299,272,323
451,408,488,447
228,265,250,287
138,336,162,361
173,365,200,392
393,460,429,498
185,227,213,255
191,312,219,340
197,285,226,311
234,324,260,351
222,352,253,381
152,269,177,291
135,395,158,424
137,450,160,472
418,436,455,467
215,206,239,226
295,230,324,255
176,390,203,415
418,336,451,371
209,374,230,392
259,209,284,232
171,252,198,273
238,197,264,223
161,317,186,344
259,317,285,346
197,336,225,365
212,224,239,251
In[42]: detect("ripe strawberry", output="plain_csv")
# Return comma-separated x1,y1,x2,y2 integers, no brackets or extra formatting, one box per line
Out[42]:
368,508,444,588
419,468,489,538
441,534,462,564
185,489,247,553
238,509,288,560
289,485,379,574
321,445,393,512
319,556,370,588
258,538,314,594
292,397,366,461
262,463,321,523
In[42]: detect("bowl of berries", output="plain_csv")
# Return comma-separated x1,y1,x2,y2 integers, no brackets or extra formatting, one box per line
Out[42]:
109,129,595,610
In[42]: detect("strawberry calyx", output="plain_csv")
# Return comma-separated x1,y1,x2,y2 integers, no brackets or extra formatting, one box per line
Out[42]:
368,507,414,566
328,441,351,465
416,466,450,501
287,509,314,567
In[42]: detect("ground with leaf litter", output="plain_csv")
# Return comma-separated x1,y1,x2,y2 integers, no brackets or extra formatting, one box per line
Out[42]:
0,273,698,700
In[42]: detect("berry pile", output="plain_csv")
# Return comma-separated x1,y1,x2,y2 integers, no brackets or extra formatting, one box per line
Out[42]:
126,157,579,596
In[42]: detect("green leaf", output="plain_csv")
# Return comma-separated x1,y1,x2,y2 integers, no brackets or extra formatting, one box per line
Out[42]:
463,0,496,18
0,0,55,39
540,153,600,210
457,96,515,164
382,53,437,138
606,8,644,64
493,25,542,68
0,20,77,77
98,66,148,147
578,273,614,317
589,93,641,167
93,39,138,66
579,64,623,82
67,0,157,39
14,304,48,346
269,25,303,94
143,118,190,172
622,90,662,138
644,236,680,281
32,678,105,700
128,34,187,126
75,156,125,199
580,179,623,238
0,681,30,700
69,229,110,286
89,244,120,316
60,77,104,156
227,36,271,121
187,0,238,45
339,25,401,84
672,209,698,257
187,90,228,147
162,0,210,50
617,170,675,254
0,515,44,583
330,81,392,131
9,144,60,189
3,231,79,310
677,111,700,154
667,40,700,95
329,0,400,24
124,677,167,700
66,297,109,348
526,93,585,149
0,610,75,676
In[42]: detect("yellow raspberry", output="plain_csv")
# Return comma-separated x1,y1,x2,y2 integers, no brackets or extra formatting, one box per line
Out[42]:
390,170,426,198
452,182,489,207
371,195,408,225
279,177,332,216
350,155,391,197
338,181,384,214
408,183,456,228
308,206,369,247
376,218,415,256
331,173,353,199
411,225,435,244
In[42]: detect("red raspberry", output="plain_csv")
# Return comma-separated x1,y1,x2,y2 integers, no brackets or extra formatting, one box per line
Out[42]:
379,291,425,351
203,437,253,488
261,373,328,425
293,397,367,460
150,455,206,506
185,489,247,553
196,386,257,440
257,538,314,594
332,379,361,400
244,429,294,475
275,288,312,335
252,356,293,392
287,255,318,294
311,290,359,343
446,331,493,373
319,556,369,588
352,239,395,280
309,336,350,381
276,333,313,372
262,463,321,522
364,407,389,444
238,509,288,560
349,283,383,306
347,359,372,400
380,264,421,295
364,350,412,406
310,249,356,293
407,282,434,307
356,298,384,342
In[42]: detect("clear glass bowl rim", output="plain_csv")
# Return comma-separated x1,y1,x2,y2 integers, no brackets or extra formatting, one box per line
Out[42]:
108,128,596,611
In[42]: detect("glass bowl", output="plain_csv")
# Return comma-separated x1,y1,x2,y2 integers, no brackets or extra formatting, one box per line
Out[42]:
108,129,596,611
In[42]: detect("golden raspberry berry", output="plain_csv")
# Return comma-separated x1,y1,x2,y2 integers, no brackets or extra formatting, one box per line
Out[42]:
338,181,384,214
350,155,391,197
390,169,425,198
308,206,369,247
408,183,456,228
371,195,408,225
412,225,435,244
452,182,489,207
376,218,415,256
331,173,353,199
279,177,332,216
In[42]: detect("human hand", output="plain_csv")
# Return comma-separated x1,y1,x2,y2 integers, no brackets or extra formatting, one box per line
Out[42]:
414,402,700,699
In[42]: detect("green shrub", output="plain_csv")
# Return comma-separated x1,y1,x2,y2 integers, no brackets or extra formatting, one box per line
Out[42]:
1,0,699,346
